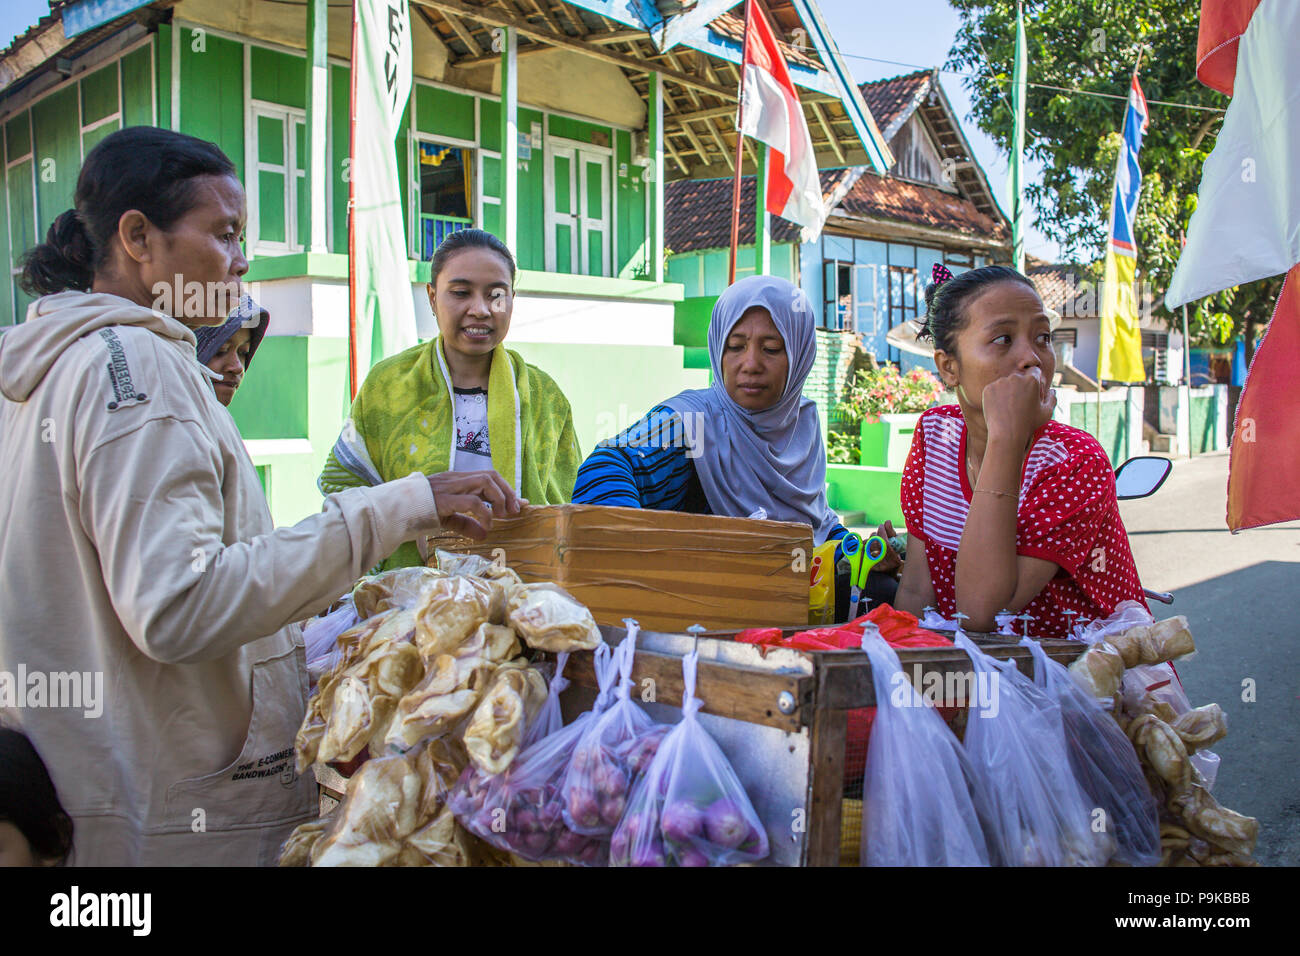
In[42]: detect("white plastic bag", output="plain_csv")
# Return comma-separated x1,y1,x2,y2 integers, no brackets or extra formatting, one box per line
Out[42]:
560,625,664,836
1122,662,1221,791
1073,599,1153,643
304,597,360,680
522,652,569,748
449,642,617,864
956,633,1107,866
610,648,768,867
857,632,1004,866
918,607,961,631
1022,637,1161,866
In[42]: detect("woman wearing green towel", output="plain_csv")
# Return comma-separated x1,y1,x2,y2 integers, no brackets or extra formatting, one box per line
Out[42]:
319,229,581,568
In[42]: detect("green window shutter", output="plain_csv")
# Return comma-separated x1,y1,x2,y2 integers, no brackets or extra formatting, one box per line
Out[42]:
481,202,501,241
80,64,120,126
6,112,31,160
482,155,501,199
179,30,244,180
250,46,307,109
82,119,121,156
553,152,570,211
479,99,501,152
555,223,572,274
121,46,153,128
31,86,80,237
416,86,475,140
295,119,309,249
7,158,37,320
258,114,285,165
585,158,603,220
259,171,287,243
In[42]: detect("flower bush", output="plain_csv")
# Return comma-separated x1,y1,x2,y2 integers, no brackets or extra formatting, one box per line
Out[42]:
826,429,859,465
836,365,943,427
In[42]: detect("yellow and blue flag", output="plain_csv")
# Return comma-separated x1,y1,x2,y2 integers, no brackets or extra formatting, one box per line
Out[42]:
1099,73,1149,383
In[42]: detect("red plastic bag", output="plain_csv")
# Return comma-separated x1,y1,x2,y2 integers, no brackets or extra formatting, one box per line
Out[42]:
733,606,956,782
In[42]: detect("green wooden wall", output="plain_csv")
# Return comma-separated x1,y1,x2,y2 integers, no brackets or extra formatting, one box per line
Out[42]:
1069,398,1132,466
178,27,245,179
2,38,156,323
329,62,349,255
2,27,660,322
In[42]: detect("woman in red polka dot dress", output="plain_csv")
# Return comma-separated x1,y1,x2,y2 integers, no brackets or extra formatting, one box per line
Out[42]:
893,264,1148,640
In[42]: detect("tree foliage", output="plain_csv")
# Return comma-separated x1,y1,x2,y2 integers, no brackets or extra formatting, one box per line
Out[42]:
948,0,1281,348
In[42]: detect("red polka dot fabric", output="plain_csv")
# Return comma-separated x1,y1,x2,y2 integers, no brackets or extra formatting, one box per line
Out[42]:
901,404,1149,639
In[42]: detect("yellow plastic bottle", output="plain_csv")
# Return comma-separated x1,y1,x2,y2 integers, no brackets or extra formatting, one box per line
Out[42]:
808,539,839,625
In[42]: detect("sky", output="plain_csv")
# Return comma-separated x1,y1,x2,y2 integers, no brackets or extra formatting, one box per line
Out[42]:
815,0,1063,262
1,0,1063,261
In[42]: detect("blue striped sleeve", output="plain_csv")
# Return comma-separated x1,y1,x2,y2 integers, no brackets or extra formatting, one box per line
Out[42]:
826,522,851,563
572,406,698,512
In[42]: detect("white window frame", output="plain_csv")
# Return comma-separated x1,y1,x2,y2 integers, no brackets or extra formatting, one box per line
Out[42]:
410,132,477,259
851,262,883,337
247,101,306,257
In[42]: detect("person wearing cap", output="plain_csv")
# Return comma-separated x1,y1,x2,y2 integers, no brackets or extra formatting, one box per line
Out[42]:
0,127,521,866
193,294,269,406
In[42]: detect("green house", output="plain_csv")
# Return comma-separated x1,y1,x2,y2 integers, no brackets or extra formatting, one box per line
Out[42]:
1,0,888,524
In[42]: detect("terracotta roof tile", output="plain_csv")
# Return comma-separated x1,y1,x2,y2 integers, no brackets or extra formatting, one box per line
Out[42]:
707,11,823,71
664,175,804,253
834,170,1008,241
857,69,932,138
1027,260,1099,317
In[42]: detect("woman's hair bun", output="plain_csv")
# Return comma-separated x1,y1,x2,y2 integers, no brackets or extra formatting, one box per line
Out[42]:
19,211,95,297
17,127,237,299
922,280,941,315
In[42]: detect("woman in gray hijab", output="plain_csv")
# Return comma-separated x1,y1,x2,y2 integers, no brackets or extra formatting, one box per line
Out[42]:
572,275,850,550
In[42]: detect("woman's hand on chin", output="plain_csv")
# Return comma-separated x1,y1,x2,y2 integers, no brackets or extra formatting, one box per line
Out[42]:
980,368,1056,448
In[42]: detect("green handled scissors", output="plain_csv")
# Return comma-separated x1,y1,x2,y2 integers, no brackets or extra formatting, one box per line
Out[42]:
841,533,888,621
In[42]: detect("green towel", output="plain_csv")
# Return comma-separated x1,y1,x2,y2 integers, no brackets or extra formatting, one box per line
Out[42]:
320,336,581,569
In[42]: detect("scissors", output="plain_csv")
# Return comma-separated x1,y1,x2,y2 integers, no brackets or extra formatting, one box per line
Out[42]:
840,533,888,621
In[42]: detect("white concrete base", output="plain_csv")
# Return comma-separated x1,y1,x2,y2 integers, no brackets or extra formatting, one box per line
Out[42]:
246,276,678,348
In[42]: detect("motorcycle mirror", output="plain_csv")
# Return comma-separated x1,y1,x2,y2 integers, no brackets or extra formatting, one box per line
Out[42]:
1114,456,1172,500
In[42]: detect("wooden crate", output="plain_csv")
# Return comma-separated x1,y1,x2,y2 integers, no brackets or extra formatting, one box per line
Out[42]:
425,504,812,633
561,625,1088,866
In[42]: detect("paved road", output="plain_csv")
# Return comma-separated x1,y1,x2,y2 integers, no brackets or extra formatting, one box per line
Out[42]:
1119,450,1300,867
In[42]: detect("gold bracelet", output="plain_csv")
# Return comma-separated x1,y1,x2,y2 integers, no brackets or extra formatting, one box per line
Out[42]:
974,487,1018,499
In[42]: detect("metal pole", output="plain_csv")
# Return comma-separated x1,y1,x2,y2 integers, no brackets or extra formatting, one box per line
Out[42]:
1183,302,1193,459
727,0,753,285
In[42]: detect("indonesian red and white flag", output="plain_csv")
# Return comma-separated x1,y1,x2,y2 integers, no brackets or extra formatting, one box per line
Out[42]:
738,3,827,240
1168,0,1300,531
1195,0,1262,96
1166,0,1300,308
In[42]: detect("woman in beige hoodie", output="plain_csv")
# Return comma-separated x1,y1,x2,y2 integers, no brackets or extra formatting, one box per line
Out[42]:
0,127,521,866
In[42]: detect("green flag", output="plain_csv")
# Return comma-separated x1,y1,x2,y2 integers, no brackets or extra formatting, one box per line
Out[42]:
348,0,416,396
1010,0,1028,272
